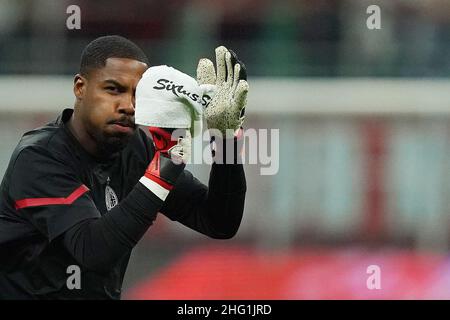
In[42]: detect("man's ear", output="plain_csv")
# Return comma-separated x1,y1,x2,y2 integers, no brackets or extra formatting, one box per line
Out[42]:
73,74,86,100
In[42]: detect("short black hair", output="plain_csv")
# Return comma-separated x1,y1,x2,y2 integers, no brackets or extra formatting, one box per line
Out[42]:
79,35,149,76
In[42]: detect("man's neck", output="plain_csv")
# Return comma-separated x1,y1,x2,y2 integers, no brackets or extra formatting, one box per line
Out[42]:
66,111,99,157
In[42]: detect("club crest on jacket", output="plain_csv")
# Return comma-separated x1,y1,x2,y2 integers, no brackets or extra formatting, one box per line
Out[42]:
105,185,118,211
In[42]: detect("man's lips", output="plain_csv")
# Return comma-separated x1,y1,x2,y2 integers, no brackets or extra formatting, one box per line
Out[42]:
109,120,136,134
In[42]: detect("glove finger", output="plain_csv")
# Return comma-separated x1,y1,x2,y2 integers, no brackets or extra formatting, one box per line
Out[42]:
229,49,247,81
225,51,233,88
169,130,191,164
215,46,228,84
232,63,241,92
233,80,249,111
197,58,216,85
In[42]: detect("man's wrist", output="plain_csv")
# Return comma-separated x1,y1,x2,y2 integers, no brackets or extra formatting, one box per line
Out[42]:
139,176,171,201
121,182,164,220
210,127,244,165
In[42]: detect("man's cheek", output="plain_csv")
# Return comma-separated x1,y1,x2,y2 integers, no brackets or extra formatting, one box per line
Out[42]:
98,93,118,105
91,93,112,108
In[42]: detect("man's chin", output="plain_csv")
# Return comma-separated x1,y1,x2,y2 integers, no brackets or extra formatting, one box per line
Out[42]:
98,135,131,157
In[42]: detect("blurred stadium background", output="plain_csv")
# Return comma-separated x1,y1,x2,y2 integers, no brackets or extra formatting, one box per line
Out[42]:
2,0,450,299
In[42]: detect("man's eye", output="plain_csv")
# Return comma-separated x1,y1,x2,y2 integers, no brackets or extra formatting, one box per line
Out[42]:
106,86,118,92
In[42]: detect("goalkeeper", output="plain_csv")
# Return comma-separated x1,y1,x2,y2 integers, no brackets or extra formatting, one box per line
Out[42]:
0,35,248,299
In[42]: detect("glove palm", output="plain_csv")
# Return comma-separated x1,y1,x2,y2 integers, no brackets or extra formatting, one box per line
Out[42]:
197,46,249,137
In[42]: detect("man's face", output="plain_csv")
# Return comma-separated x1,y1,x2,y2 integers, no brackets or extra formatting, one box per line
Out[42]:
75,57,148,156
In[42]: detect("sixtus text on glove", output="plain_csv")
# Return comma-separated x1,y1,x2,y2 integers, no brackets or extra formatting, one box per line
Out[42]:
168,126,279,176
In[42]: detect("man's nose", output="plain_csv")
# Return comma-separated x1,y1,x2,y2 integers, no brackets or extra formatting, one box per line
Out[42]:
118,95,135,115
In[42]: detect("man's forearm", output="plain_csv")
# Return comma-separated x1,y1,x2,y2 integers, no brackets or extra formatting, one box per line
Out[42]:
163,163,246,239
204,163,246,238
62,182,163,273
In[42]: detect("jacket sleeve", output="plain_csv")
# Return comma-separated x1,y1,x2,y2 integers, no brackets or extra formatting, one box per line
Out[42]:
160,162,246,239
9,146,100,241
10,145,164,273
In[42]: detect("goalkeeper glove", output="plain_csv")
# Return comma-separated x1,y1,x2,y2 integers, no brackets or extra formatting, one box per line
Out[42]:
196,46,249,137
139,127,191,201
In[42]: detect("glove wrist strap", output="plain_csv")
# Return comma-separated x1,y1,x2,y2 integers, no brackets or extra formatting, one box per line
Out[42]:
139,176,170,201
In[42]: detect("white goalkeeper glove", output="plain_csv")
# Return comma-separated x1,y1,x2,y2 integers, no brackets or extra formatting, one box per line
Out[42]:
196,46,249,137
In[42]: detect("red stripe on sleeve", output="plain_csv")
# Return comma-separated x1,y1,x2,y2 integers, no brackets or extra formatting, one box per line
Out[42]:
14,184,90,210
